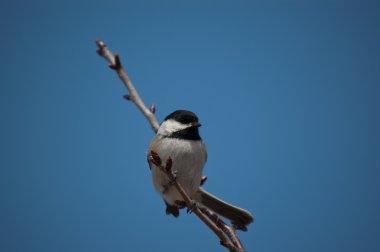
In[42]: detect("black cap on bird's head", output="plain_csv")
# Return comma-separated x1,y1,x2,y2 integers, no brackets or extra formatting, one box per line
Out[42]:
164,110,201,127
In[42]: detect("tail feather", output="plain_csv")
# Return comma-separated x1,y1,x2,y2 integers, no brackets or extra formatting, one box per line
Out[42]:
197,188,254,227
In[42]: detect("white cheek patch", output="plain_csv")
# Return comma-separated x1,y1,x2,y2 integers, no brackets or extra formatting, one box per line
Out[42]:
158,119,191,136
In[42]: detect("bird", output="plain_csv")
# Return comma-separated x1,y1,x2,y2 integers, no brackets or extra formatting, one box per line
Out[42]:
147,110,254,228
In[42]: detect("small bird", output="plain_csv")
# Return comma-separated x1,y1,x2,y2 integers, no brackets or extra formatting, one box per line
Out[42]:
147,110,254,228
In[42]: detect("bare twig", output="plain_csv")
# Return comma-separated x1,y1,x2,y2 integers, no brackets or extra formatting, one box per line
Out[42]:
96,40,159,132
96,39,246,252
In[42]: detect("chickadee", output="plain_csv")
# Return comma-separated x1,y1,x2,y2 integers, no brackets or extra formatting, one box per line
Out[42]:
147,110,254,228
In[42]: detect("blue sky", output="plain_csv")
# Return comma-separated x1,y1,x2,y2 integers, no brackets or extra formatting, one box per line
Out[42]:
1,1,380,251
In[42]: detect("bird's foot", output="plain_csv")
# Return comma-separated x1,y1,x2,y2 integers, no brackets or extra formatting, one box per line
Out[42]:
165,204,179,217
187,200,198,214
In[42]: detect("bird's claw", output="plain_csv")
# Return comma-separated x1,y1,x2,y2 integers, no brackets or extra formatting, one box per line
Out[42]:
187,200,198,214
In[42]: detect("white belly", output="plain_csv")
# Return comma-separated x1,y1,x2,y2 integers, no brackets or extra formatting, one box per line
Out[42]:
149,137,206,205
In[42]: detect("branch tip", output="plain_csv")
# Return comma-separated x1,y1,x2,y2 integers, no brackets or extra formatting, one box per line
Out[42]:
95,40,106,56
95,39,106,48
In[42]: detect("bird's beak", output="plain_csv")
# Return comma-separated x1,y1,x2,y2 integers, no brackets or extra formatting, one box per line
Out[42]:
192,122,202,128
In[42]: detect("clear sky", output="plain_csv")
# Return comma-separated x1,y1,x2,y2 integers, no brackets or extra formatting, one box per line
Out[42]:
1,1,380,251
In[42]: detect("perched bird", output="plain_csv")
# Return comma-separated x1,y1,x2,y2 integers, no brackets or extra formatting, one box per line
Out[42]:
147,110,253,228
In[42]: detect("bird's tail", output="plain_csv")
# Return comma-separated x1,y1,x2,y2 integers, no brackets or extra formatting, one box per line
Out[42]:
196,188,254,229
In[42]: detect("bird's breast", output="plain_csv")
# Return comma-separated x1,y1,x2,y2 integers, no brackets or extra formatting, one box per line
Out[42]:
149,137,207,204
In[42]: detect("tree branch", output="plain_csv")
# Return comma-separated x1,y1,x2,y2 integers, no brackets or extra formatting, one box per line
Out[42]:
96,39,247,252
96,40,159,132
